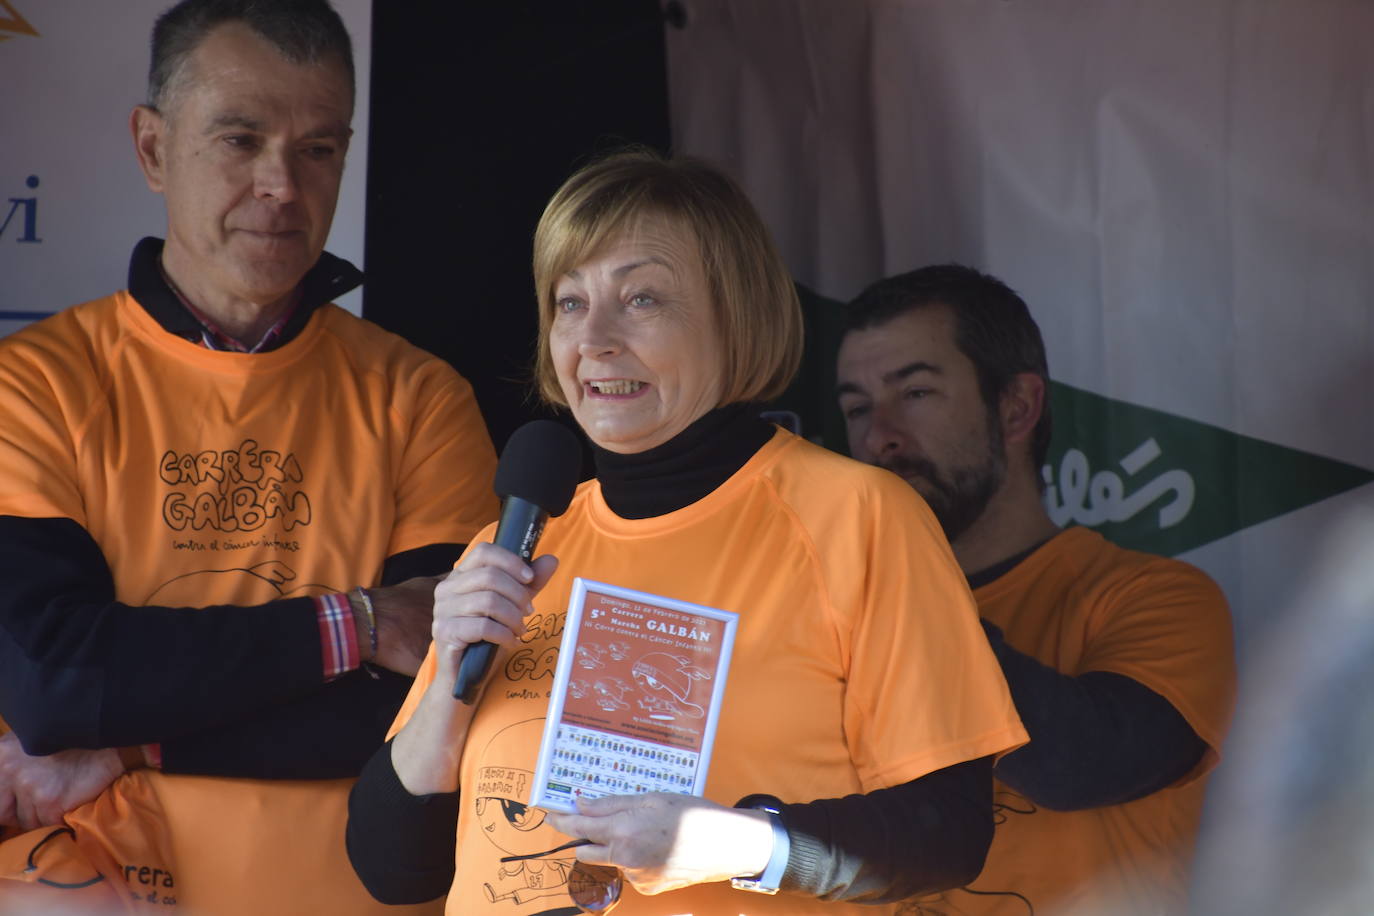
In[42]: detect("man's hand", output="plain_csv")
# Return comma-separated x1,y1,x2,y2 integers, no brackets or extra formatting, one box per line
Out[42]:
0,733,127,830
357,575,444,677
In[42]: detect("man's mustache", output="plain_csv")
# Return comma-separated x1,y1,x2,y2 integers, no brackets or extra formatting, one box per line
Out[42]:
878,454,942,486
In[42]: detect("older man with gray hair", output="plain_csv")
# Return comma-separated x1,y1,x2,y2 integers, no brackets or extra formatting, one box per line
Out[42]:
0,2,495,912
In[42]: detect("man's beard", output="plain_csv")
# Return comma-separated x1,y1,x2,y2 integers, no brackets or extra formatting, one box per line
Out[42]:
880,417,1006,543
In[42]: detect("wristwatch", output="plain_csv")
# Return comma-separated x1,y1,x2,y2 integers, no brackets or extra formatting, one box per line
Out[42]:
730,793,790,895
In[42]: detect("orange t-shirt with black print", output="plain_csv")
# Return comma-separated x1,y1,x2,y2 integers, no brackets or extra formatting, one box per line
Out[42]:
0,291,498,915
391,430,1029,916
906,527,1234,916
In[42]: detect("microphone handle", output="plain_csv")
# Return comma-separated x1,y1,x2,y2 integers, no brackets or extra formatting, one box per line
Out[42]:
452,497,548,703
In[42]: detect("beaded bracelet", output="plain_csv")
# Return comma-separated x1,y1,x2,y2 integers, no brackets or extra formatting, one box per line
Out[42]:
354,586,379,660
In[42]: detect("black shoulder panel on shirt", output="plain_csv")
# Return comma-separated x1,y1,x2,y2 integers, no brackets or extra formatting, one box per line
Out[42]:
381,543,466,584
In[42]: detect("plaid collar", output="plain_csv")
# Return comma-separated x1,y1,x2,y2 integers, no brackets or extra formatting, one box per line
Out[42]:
126,237,364,351
158,260,303,353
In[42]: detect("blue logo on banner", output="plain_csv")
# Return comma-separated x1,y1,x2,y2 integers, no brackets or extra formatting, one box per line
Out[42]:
1,175,41,243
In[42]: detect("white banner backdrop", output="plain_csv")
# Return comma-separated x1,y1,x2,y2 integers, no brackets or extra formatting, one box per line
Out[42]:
0,0,372,333
665,0,1373,659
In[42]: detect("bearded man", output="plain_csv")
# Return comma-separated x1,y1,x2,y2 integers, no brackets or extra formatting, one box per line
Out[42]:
836,264,1234,915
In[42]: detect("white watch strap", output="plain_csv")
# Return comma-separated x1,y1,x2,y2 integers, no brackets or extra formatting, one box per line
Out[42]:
731,810,789,894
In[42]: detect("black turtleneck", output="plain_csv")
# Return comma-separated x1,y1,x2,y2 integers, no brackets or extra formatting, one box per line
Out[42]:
592,402,775,519
347,405,994,906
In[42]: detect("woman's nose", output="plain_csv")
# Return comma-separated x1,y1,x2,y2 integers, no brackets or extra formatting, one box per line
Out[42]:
576,302,623,357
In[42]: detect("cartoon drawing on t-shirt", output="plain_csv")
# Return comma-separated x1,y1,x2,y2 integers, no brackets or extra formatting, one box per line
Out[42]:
476,718,581,913
896,895,983,915
901,883,1035,916
901,883,1035,915
992,787,1037,825
900,885,1035,915
630,652,711,719
897,789,1038,915
144,560,336,605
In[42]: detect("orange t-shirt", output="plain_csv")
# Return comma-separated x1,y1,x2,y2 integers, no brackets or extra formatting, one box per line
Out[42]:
904,527,1235,915
0,291,498,915
391,430,1029,916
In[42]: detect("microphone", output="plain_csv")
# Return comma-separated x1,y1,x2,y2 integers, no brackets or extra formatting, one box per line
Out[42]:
452,419,582,703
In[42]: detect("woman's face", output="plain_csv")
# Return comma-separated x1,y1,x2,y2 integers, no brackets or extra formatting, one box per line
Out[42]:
550,218,725,454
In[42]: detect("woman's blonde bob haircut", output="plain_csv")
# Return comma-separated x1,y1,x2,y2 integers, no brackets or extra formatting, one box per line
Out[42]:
533,148,804,408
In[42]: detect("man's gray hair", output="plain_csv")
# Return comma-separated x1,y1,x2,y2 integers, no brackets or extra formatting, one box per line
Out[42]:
148,0,354,112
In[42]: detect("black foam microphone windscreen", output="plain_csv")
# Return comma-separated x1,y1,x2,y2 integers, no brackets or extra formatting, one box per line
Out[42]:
452,420,582,702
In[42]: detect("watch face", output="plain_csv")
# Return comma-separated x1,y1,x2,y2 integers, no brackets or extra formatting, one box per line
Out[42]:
734,793,784,815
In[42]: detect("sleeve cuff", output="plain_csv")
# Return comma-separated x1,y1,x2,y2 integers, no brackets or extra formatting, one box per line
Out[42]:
314,592,360,681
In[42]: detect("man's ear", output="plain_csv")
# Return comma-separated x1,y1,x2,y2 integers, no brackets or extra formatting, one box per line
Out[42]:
999,372,1046,447
130,105,168,192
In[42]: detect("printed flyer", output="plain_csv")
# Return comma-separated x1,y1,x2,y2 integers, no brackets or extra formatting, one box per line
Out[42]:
529,578,737,814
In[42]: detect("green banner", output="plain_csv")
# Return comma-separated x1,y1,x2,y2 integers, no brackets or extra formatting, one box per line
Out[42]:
1044,383,1372,556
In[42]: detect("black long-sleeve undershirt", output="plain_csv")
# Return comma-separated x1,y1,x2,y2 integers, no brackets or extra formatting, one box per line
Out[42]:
0,514,463,779
160,668,415,779
152,541,465,778
775,755,994,901
0,516,323,755
347,742,463,905
159,541,465,778
981,620,1207,810
347,741,993,906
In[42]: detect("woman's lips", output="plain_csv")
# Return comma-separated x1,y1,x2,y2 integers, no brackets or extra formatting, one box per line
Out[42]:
585,379,648,397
